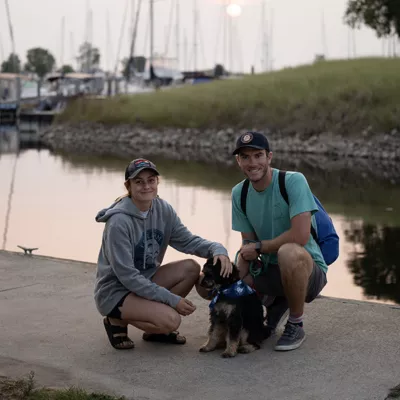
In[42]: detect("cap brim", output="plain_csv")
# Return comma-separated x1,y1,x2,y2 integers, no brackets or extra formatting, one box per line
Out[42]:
232,145,266,155
126,167,159,181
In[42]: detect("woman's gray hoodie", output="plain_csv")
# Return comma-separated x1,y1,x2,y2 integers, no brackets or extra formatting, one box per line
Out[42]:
94,196,229,316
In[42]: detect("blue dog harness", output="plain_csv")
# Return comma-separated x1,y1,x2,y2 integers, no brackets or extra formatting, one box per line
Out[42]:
209,280,255,310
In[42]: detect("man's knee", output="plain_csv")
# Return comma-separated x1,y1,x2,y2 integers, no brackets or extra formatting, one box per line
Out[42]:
277,243,313,275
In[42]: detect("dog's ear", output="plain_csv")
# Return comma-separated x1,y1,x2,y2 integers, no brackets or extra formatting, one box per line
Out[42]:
230,263,240,280
211,259,222,280
202,258,214,273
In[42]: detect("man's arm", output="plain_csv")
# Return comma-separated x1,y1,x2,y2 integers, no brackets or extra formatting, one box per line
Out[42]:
241,231,258,242
260,211,311,253
240,213,311,260
240,172,317,260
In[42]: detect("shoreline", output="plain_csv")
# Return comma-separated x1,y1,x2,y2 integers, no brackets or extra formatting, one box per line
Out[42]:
38,122,400,184
40,122,400,161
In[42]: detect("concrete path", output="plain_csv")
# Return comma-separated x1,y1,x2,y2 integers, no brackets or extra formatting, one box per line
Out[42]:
0,250,399,400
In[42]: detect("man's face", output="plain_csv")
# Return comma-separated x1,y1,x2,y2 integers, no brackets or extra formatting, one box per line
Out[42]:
236,148,272,183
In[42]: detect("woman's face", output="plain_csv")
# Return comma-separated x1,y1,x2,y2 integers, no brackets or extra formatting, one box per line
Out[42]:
125,169,159,204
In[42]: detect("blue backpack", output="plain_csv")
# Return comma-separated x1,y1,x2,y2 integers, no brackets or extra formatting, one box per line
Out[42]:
240,170,339,266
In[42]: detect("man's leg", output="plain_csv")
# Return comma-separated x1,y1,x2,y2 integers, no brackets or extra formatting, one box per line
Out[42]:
274,243,314,351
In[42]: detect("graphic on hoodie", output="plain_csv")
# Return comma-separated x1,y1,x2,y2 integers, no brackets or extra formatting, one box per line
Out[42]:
134,229,164,270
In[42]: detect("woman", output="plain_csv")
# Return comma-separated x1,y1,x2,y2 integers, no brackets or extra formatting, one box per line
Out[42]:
94,158,232,350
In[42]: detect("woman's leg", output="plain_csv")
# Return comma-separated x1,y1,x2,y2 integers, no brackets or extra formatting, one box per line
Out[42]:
106,259,200,348
151,259,201,296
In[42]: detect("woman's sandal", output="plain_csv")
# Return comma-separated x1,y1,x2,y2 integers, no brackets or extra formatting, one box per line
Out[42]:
142,331,186,345
103,317,135,350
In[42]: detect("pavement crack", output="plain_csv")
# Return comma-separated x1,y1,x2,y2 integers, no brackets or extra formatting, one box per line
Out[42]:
0,283,40,293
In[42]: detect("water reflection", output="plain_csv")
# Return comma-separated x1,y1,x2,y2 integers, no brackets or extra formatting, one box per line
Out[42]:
345,222,400,304
0,128,399,305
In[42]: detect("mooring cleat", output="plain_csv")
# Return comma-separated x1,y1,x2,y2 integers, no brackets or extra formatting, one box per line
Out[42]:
17,245,39,255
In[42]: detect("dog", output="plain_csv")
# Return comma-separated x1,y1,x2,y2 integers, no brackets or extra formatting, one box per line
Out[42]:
199,258,265,358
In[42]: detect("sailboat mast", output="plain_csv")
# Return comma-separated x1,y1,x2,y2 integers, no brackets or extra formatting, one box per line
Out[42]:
175,0,180,70
61,16,65,67
193,0,197,71
150,0,154,67
4,0,16,68
0,32,4,65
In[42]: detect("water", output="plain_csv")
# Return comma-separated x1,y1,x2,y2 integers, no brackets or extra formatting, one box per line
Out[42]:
1,128,399,305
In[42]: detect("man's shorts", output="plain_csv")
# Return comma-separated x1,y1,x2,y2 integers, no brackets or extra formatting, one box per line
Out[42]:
252,261,327,303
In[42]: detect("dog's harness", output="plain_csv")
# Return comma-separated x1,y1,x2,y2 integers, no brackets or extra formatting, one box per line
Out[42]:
209,280,255,310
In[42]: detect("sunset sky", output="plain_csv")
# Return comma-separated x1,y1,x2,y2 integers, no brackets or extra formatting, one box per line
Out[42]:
0,0,395,73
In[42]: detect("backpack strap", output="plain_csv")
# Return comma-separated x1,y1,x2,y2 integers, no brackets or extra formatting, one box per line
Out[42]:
278,170,319,243
278,170,289,204
240,179,250,216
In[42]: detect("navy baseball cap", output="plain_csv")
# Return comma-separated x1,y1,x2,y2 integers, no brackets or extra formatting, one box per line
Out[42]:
125,158,159,181
232,131,270,155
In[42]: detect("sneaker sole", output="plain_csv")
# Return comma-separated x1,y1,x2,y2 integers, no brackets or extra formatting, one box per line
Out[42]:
274,335,306,351
274,309,289,332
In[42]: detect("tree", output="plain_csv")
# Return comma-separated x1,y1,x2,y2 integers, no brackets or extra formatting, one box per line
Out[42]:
58,65,75,74
121,56,146,79
214,64,225,78
77,42,100,73
344,0,400,38
24,47,56,78
345,222,400,304
1,53,21,73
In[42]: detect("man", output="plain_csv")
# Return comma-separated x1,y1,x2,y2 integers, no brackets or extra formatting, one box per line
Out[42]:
231,131,328,351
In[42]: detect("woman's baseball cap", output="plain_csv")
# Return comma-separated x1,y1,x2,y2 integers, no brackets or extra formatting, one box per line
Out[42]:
124,158,160,181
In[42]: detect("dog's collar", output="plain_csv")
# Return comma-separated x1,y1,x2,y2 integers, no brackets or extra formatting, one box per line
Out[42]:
209,280,255,310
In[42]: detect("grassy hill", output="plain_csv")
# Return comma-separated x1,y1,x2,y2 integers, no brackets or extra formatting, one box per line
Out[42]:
58,57,400,137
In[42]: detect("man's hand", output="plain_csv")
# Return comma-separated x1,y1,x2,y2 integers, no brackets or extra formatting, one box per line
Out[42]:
213,254,232,277
175,298,196,316
240,243,259,261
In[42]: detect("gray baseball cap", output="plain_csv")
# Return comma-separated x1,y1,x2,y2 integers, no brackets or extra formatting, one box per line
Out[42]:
124,158,160,181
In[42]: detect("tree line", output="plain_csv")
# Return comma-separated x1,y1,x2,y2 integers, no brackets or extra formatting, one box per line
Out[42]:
1,41,146,80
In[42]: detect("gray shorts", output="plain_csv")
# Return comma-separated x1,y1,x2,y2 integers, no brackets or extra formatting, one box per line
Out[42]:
252,261,327,303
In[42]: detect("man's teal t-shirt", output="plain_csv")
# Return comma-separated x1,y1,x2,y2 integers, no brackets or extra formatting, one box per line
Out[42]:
231,168,327,273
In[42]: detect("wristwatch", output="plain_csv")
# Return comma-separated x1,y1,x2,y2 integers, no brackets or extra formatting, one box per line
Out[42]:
255,241,262,254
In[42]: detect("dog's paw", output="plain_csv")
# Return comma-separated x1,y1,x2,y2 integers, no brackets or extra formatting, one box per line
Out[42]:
199,345,215,353
221,351,237,358
238,344,259,354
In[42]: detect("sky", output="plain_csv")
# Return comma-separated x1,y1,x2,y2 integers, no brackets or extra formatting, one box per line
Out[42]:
0,0,396,74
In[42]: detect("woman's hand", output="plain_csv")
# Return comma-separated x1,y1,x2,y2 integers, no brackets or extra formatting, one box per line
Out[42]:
176,298,196,316
213,254,232,277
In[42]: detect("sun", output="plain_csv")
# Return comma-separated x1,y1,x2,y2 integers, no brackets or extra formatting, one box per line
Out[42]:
226,3,242,18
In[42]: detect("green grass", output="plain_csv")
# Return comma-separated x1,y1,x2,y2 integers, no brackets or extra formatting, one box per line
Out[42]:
0,373,126,400
58,57,400,136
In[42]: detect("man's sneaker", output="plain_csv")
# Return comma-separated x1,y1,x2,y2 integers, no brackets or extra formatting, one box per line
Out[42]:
274,322,306,351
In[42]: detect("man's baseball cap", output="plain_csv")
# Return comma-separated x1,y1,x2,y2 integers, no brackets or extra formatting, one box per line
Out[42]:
124,158,160,181
232,131,270,155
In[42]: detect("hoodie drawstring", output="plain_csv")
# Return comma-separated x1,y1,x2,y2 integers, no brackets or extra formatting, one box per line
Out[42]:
143,217,147,270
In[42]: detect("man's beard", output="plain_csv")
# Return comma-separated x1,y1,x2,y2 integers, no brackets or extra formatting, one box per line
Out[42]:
245,166,269,183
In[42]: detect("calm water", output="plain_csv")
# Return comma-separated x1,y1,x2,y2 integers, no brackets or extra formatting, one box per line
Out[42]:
1,128,399,305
